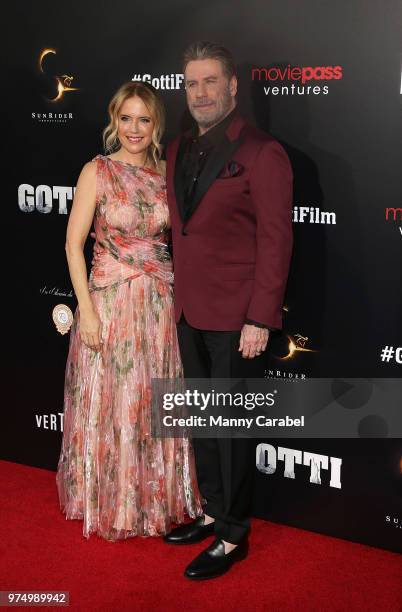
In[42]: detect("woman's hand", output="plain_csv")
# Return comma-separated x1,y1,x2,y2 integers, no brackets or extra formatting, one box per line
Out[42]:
79,306,103,352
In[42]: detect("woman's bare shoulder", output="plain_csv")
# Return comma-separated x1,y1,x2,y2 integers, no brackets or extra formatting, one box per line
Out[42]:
81,159,98,176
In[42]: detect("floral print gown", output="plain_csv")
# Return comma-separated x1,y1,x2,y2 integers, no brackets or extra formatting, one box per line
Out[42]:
56,155,202,541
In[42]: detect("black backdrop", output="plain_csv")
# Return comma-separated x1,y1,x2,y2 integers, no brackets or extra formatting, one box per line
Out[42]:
3,1,402,553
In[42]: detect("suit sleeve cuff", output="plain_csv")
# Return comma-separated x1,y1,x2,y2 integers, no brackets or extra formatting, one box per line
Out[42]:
244,318,278,332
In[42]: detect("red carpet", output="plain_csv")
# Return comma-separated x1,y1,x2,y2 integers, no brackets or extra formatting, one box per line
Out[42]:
0,460,401,612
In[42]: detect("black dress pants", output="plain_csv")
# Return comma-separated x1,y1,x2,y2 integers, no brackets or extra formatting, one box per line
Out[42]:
177,316,267,544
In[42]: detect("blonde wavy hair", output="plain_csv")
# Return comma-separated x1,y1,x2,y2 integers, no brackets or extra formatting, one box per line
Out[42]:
103,81,165,170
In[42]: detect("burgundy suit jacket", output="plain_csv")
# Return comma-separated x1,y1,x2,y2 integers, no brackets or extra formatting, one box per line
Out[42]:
166,113,293,331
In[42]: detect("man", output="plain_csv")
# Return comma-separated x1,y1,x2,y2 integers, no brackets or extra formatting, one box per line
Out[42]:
164,41,293,579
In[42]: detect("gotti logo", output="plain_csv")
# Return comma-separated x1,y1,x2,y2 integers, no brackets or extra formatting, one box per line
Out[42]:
39,48,79,102
18,184,75,214
132,73,184,90
256,443,342,488
252,65,343,84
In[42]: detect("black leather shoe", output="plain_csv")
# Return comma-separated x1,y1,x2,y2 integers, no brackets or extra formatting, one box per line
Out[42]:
163,516,215,545
184,538,248,580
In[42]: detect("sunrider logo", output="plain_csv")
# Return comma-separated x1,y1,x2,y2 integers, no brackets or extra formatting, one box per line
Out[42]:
252,64,343,96
385,514,402,529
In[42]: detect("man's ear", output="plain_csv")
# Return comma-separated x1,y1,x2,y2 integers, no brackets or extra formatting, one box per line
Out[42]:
229,75,238,98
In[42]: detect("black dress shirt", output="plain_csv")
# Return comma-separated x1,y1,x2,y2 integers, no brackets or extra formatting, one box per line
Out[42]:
181,108,236,219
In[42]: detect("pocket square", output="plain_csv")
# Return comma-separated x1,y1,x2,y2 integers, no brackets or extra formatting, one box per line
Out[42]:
218,160,244,179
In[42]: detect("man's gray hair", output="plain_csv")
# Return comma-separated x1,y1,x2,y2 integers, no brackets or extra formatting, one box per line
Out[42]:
183,41,237,78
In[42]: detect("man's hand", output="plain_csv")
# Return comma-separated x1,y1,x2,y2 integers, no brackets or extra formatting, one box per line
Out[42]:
239,324,269,359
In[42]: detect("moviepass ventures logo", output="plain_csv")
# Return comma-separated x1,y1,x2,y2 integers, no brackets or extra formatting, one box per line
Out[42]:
252,64,343,96
385,207,402,238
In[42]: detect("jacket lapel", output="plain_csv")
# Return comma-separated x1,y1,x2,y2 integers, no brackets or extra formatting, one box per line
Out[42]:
173,135,188,223
173,114,246,224
187,134,243,222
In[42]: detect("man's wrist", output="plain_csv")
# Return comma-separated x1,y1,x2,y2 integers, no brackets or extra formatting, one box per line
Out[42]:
244,318,278,333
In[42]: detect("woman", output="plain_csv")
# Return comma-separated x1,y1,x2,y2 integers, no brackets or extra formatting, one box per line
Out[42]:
56,81,202,541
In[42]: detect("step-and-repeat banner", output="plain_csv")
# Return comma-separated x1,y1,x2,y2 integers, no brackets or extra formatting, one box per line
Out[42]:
3,1,402,553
